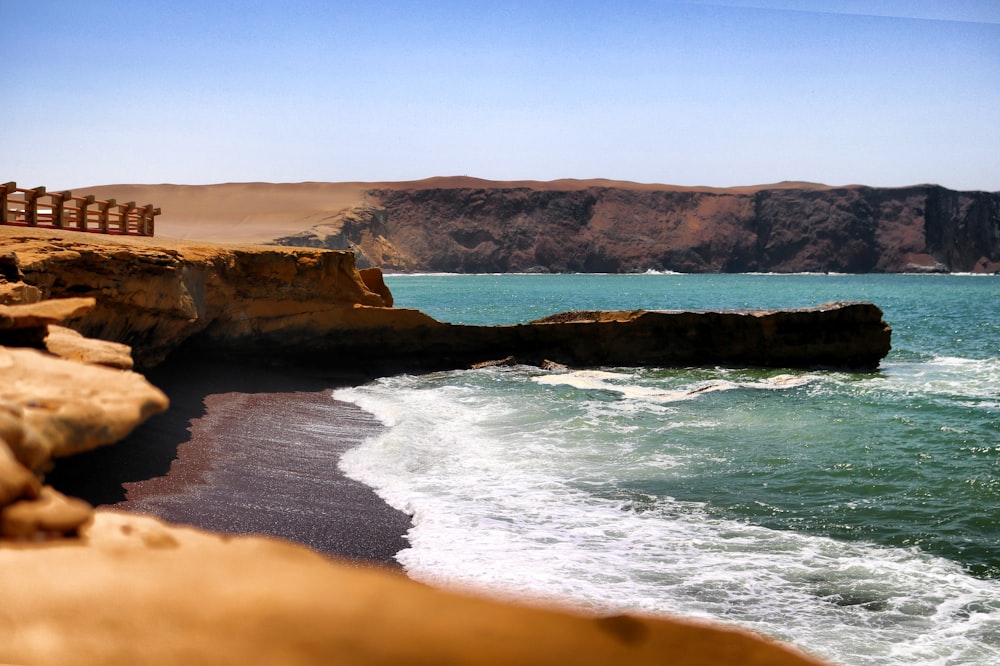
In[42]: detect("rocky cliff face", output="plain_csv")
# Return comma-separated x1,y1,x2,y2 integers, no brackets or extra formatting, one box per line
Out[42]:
274,183,1000,273
2,228,391,367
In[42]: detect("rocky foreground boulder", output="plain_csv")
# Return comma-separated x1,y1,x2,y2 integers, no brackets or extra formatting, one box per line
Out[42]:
0,294,167,539
0,510,826,666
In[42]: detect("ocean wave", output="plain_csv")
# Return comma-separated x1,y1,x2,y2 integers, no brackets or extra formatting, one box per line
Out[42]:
333,364,1000,666
532,369,812,403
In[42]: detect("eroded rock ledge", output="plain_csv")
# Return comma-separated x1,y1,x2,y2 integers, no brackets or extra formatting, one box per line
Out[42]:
0,294,168,540
2,227,390,367
1,227,891,372
245,302,892,374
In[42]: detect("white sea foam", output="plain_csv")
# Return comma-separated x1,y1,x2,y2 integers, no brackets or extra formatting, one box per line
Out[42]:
532,369,812,403
334,367,1000,666
877,357,1000,406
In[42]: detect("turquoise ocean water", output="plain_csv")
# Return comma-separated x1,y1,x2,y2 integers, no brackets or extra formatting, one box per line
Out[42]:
336,274,999,665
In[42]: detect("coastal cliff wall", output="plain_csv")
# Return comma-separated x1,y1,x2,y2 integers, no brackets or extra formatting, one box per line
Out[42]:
1,228,890,372
274,183,1000,273
2,228,390,367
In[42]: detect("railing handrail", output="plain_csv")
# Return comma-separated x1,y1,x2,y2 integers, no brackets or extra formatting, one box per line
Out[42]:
1,181,159,237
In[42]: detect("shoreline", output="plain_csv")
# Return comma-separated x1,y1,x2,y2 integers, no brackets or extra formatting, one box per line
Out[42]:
46,358,412,569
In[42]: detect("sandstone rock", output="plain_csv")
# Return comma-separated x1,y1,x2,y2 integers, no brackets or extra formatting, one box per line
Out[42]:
0,437,40,505
2,228,390,367
0,346,168,471
237,302,891,374
0,485,92,538
0,296,95,348
0,399,26,452
0,229,892,373
0,250,24,283
471,355,519,369
359,266,393,306
0,296,95,329
0,511,828,666
0,281,43,305
45,325,135,369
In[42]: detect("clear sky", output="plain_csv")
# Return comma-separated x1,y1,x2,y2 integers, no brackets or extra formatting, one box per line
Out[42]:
4,0,999,191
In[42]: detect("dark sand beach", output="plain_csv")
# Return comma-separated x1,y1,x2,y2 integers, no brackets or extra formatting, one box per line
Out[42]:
47,358,412,568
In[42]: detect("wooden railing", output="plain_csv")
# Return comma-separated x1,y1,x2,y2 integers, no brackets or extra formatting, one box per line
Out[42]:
1,182,159,236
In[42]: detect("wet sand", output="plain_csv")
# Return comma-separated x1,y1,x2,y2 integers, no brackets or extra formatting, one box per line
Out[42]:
47,359,411,569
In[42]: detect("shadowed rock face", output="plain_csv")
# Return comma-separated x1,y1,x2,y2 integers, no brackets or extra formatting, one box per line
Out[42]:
214,303,892,374
275,184,1000,273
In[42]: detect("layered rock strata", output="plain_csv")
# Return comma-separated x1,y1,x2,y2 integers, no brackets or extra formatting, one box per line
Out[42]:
2,227,390,367
262,180,1000,273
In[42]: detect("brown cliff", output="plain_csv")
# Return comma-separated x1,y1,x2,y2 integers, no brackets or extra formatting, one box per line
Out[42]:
343,182,999,273
2,227,390,367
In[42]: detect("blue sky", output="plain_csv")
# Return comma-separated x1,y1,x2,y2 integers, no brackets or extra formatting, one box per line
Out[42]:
4,1,998,191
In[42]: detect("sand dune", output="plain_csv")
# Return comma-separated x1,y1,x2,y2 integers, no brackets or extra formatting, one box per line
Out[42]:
78,181,376,243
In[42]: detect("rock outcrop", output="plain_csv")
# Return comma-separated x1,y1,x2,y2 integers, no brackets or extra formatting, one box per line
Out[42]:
0,510,827,666
1,228,891,372
0,294,168,539
2,227,390,367
265,180,1000,273
215,302,891,374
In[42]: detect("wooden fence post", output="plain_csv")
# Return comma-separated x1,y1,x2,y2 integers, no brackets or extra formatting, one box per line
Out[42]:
0,182,13,225
123,202,136,234
141,205,154,236
26,186,46,227
81,195,95,231
100,199,114,233
51,191,64,229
